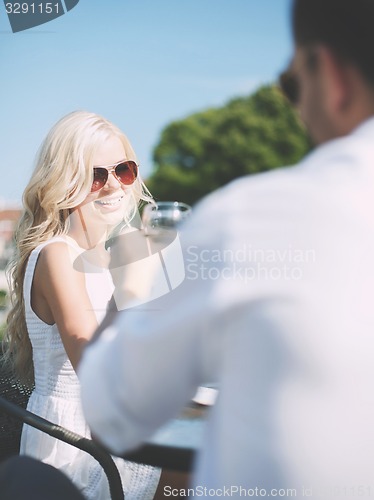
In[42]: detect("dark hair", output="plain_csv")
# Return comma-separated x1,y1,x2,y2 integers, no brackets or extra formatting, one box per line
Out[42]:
292,0,374,85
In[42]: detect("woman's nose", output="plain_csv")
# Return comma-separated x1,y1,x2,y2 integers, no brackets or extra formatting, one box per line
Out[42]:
104,170,121,190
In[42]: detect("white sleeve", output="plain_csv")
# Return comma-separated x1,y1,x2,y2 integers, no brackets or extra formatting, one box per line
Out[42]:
78,193,225,454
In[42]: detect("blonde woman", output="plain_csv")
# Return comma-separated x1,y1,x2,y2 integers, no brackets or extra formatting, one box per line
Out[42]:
3,111,161,499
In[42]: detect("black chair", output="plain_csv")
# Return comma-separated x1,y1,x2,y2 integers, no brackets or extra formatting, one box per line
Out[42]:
0,355,33,462
0,352,124,500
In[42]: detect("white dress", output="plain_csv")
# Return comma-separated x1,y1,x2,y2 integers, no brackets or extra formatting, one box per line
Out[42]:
20,236,161,500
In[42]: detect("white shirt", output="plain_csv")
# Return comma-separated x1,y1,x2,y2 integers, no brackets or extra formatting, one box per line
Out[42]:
79,117,374,498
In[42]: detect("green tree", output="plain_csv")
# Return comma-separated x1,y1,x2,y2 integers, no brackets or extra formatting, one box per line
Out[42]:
147,85,312,205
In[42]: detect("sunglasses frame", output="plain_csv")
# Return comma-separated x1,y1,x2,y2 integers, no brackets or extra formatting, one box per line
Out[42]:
91,160,138,192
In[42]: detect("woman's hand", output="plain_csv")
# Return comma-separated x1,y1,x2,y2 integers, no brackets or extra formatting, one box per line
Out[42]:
109,228,157,308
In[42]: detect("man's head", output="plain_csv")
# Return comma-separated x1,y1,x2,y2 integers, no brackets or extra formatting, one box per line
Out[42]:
287,0,374,144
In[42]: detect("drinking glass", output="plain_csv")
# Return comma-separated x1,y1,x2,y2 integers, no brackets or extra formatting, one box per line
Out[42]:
142,201,191,238
142,201,218,404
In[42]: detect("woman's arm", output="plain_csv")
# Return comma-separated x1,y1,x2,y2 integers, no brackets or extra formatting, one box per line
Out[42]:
32,242,98,370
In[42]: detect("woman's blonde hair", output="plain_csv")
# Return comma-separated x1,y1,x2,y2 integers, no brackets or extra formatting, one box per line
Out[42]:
3,110,152,386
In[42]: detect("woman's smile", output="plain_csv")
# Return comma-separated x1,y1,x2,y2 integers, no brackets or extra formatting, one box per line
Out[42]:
94,194,124,210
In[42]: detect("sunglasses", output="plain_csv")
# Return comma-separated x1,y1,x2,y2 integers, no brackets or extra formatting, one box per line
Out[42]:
91,160,138,192
279,68,299,106
279,50,319,106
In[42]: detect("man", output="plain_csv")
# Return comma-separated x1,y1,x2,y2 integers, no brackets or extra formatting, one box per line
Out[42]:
79,0,374,496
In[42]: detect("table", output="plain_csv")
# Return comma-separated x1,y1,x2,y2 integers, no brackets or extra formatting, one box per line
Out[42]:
121,404,208,472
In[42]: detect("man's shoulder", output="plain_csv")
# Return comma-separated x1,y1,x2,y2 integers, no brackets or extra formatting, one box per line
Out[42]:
198,161,312,213
203,130,374,208
189,129,374,237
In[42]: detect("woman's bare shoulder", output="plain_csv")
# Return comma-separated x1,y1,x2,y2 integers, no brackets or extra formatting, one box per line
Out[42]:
37,240,83,282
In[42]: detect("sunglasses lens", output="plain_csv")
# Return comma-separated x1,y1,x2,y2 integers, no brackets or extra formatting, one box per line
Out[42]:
91,161,138,192
91,168,108,192
115,161,138,185
279,70,299,106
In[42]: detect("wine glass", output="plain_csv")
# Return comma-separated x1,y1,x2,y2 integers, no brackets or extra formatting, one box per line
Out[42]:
142,201,191,238
142,201,218,404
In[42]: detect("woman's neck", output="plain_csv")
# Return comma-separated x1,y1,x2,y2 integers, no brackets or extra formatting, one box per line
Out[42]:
67,208,108,250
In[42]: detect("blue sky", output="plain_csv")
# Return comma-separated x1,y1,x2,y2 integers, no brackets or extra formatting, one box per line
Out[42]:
0,0,293,205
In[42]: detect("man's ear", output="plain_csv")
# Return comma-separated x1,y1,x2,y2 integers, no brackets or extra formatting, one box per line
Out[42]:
318,45,353,114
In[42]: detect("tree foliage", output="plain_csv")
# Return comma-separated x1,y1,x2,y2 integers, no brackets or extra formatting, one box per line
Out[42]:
147,85,312,205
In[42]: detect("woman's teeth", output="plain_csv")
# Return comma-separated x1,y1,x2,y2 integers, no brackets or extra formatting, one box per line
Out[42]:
95,196,123,206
